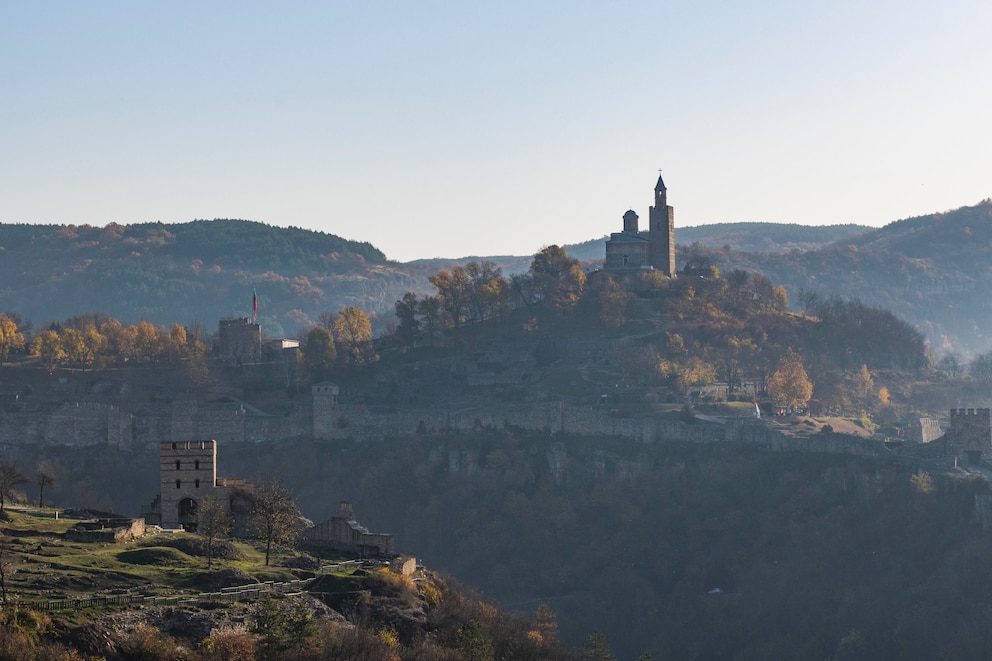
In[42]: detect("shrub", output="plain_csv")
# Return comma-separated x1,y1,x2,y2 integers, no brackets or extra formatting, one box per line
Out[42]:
147,536,244,561
117,547,192,567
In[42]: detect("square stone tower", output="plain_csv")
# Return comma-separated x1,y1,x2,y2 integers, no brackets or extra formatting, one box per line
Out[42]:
949,408,992,465
218,317,262,365
159,440,218,530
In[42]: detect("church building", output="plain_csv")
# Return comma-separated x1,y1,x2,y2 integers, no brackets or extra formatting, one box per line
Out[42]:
604,174,676,276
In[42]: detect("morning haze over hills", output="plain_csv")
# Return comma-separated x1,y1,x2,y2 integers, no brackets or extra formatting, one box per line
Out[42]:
7,190,992,659
2,198,990,355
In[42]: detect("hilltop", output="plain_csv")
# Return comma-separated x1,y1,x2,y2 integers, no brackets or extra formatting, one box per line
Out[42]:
4,200,992,353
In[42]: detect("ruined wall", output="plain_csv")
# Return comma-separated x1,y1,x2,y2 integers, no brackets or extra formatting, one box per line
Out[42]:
0,402,135,450
302,504,395,556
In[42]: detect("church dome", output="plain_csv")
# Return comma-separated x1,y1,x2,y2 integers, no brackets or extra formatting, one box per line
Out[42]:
623,209,638,220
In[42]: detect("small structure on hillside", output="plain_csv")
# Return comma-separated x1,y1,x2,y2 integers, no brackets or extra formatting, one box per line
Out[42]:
905,417,943,444
301,501,395,557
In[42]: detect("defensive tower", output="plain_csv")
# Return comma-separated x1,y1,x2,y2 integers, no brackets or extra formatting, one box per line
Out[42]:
158,440,217,530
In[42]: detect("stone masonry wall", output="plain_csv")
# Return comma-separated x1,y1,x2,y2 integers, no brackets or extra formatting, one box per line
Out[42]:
0,395,899,463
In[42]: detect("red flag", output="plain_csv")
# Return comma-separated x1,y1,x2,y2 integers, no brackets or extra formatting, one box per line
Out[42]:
252,289,258,322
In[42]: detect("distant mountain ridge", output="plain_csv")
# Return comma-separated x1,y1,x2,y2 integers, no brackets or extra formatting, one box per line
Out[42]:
1,202,990,353
0,219,407,337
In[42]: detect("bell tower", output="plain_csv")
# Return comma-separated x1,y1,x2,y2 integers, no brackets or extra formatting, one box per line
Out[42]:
648,174,676,277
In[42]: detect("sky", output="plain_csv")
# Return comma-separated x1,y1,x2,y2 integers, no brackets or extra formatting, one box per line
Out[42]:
2,1,991,262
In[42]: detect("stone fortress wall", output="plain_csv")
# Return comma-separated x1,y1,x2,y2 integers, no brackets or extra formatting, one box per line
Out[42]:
0,386,896,463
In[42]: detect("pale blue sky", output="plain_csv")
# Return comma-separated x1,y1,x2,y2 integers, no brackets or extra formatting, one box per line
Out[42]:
2,1,990,261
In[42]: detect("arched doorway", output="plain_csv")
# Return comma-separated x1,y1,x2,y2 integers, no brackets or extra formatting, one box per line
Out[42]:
178,497,198,532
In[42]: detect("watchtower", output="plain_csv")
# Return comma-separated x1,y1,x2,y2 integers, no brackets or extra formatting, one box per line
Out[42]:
218,317,261,365
949,408,992,465
158,440,217,530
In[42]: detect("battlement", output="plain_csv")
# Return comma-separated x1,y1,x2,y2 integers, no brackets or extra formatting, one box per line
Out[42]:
950,408,992,435
950,408,991,418
160,440,216,452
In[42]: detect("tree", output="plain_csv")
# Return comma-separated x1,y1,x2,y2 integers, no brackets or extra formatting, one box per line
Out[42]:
851,364,874,406
133,321,163,363
768,350,814,409
530,245,585,314
332,306,377,368
100,318,136,364
510,273,538,309
249,480,300,566
29,329,65,371
0,460,26,514
417,295,442,348
464,260,506,323
197,495,233,570
458,619,495,661
718,336,756,394
429,267,472,330
938,353,963,378
970,351,992,382
798,288,821,317
252,594,316,654
532,603,559,645
162,323,188,364
681,241,713,274
598,276,629,328
394,292,421,350
0,314,25,365
582,630,616,661
35,460,57,509
304,327,336,378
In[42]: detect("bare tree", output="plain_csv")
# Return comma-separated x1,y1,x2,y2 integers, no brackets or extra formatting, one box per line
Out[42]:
197,495,233,570
0,460,26,515
35,460,57,509
250,480,300,566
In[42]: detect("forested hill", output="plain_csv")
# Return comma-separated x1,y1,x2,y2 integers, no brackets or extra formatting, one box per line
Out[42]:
0,220,420,337
693,200,992,356
4,202,992,353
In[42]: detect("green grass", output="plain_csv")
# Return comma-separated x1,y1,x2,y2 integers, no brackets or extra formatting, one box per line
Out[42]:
0,509,336,604
117,547,194,567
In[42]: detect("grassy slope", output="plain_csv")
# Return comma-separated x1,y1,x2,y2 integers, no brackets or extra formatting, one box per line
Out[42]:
2,509,312,603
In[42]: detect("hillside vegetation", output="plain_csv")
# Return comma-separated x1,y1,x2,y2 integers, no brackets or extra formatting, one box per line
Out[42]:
0,220,416,337
3,200,992,352
0,508,582,660
690,200,992,355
